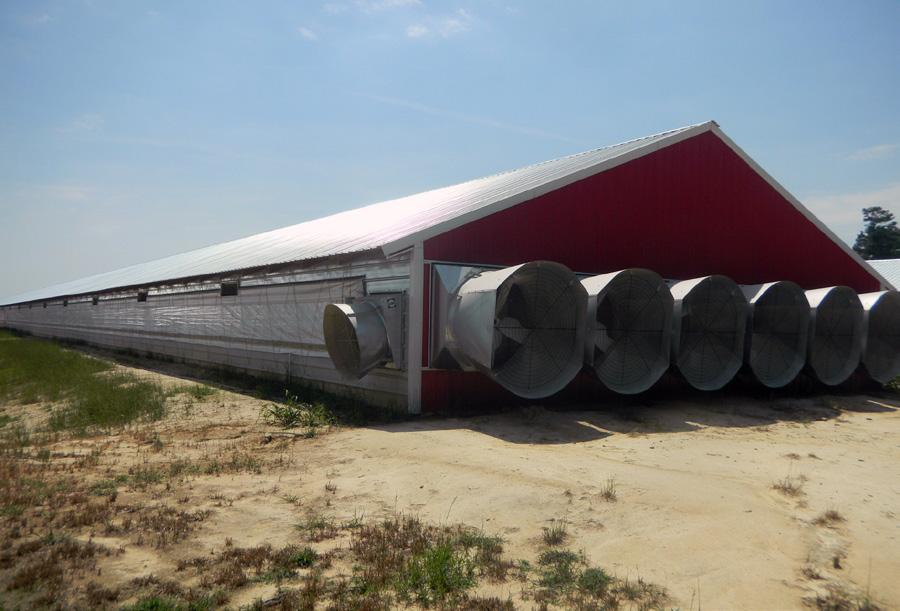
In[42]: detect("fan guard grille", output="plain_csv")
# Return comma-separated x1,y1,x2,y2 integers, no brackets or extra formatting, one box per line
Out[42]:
746,282,809,388
585,269,673,394
491,262,586,397
807,287,863,386
673,276,747,391
861,291,900,384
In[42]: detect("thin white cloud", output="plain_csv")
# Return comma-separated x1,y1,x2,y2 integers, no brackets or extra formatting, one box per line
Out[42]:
297,26,319,41
27,184,95,204
406,24,429,38
439,8,472,37
405,8,474,40
846,143,898,162
60,113,104,133
22,13,50,25
358,93,581,145
803,183,900,243
322,2,348,14
324,0,420,15
358,0,421,11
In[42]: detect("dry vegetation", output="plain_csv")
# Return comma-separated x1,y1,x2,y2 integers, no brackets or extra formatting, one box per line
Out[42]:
0,329,896,610
0,331,673,610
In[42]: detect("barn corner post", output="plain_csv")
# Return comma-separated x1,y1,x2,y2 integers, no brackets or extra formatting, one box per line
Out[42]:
405,242,424,414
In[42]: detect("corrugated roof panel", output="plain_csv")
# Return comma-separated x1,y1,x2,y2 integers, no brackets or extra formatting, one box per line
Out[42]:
1,123,708,305
867,259,900,291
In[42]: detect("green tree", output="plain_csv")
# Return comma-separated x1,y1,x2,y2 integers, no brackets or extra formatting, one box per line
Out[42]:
853,206,900,260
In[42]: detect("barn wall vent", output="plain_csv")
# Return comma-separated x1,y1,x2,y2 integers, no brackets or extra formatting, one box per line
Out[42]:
581,268,673,394
445,261,587,399
858,290,900,384
669,275,748,391
741,281,809,388
805,286,863,386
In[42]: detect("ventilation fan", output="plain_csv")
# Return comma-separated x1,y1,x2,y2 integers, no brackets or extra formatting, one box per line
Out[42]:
581,269,673,394
805,286,863,386
858,290,900,384
323,301,390,379
446,261,587,399
669,276,748,391
741,281,810,388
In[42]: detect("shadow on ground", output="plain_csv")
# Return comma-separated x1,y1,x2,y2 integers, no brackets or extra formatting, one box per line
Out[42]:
55,338,900,446
368,391,899,445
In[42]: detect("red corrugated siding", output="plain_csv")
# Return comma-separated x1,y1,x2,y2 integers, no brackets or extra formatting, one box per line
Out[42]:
424,131,879,291
419,131,880,413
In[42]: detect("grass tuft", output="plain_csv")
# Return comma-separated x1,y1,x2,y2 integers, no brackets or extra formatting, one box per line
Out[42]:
261,391,334,430
600,477,618,502
813,508,846,526
396,542,476,606
773,476,804,496
542,518,569,546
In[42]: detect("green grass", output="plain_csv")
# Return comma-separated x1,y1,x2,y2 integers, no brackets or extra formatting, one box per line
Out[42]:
48,372,167,432
260,390,334,430
198,366,407,427
0,333,112,404
171,384,217,400
536,549,582,592
396,543,476,606
0,333,167,432
578,567,613,597
541,518,569,546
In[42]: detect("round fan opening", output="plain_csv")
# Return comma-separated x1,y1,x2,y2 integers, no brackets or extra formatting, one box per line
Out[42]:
492,262,585,398
862,291,900,383
323,302,388,379
589,269,673,394
748,282,809,388
676,276,747,391
807,287,863,386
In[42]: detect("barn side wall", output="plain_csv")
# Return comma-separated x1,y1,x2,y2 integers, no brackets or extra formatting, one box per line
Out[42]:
419,131,882,412
0,254,410,410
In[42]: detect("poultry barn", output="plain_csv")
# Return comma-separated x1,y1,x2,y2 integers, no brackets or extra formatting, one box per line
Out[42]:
1,121,897,413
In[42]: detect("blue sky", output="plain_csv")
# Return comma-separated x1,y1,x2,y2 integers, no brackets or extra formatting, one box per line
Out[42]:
1,0,899,299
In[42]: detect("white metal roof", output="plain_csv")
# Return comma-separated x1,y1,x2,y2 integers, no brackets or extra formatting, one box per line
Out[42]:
1,122,710,305
2,120,889,304
866,259,900,291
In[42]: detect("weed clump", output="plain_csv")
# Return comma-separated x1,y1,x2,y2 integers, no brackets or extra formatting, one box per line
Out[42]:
600,477,618,502
261,391,334,431
396,542,476,606
773,476,804,496
813,508,846,527
542,518,569,546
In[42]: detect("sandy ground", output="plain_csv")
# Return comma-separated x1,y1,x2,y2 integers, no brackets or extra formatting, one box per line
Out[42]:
2,358,898,610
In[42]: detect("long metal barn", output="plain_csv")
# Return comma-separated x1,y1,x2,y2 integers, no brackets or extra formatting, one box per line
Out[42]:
1,121,897,414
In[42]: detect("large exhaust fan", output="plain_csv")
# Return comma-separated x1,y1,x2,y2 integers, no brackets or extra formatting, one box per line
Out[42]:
581,269,673,394
323,293,405,379
805,286,863,386
446,261,587,399
669,276,748,391
741,281,810,388
858,290,900,384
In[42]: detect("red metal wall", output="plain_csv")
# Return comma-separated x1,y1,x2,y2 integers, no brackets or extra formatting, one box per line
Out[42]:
420,131,881,412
